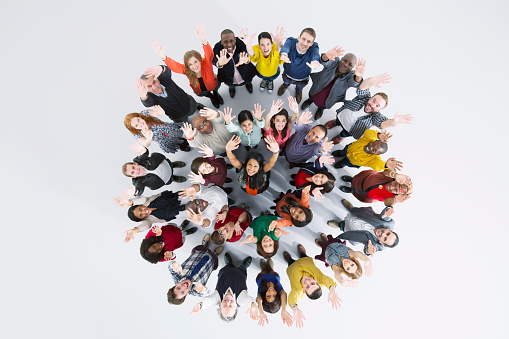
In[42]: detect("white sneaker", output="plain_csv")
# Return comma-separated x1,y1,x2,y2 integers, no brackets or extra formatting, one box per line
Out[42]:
260,79,267,92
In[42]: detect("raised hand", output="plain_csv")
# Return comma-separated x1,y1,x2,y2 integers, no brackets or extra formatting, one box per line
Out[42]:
200,107,219,120
136,79,148,99
247,304,260,320
130,142,146,155
328,286,342,310
268,220,279,232
239,28,255,46
293,307,306,329
395,173,412,185
239,235,255,246
113,196,130,207
271,26,286,47
364,258,374,277
123,229,136,243
312,187,324,202
281,309,293,327
123,186,136,198
264,135,280,153
287,95,298,112
151,225,162,236
216,49,233,67
325,45,345,61
195,22,207,44
341,278,360,288
378,130,392,143
189,303,202,315
151,40,166,59
163,251,174,261
280,53,291,63
306,60,320,69
198,144,214,158
143,66,163,78
233,221,243,235
278,229,290,236
367,240,376,257
318,155,334,166
140,127,153,141
225,135,241,152
181,122,196,140
395,194,411,204
392,112,413,125
386,158,403,172
192,281,207,294
188,172,205,185
235,52,251,67
354,57,366,78
215,211,227,223
269,99,283,116
252,103,265,121
321,137,334,153
149,105,165,117
171,261,182,273
258,312,268,327
220,106,236,125
371,73,392,88
178,186,197,199
302,185,312,196
297,110,313,125
186,207,204,226
381,206,394,218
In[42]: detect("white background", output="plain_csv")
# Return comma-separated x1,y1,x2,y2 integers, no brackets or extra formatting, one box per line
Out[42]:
2,0,508,338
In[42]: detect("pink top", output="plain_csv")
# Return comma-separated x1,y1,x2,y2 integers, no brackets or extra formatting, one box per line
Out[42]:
263,124,293,149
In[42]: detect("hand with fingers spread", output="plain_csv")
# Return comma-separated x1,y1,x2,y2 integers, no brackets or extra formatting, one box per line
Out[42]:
220,107,236,125
186,207,204,226
143,66,163,79
367,240,377,256
247,304,260,320
239,235,255,246
198,144,214,158
239,28,255,46
195,22,207,44
151,40,166,60
113,196,130,207
371,73,392,88
257,312,268,327
278,229,290,236
271,26,286,48
328,286,342,310
216,49,233,67
130,142,146,156
386,158,403,172
264,135,280,153
325,45,345,61
181,122,196,140
252,103,265,121
364,258,374,277
215,211,227,223
395,173,412,185
140,127,153,141
280,53,291,64
297,110,313,125
225,135,241,152
306,60,320,69
151,225,162,236
281,309,293,326
163,251,174,261
378,130,392,143
395,194,411,204
123,229,137,243
287,95,298,112
268,220,279,232
123,186,136,198
178,186,197,200
354,57,366,78
200,107,219,120
318,155,334,166
269,99,284,116
233,221,243,236
293,307,306,329
235,52,251,67
392,112,413,125
188,171,205,185
312,187,324,201
341,278,360,288
321,137,334,153
149,105,165,117
136,79,148,99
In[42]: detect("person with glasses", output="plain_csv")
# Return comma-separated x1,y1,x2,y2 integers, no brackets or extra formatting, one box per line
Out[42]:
182,107,233,156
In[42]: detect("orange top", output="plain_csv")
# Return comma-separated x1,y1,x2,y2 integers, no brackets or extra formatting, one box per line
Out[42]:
275,191,310,228
245,177,258,196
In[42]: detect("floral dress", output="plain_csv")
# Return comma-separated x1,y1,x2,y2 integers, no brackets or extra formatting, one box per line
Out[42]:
134,110,184,153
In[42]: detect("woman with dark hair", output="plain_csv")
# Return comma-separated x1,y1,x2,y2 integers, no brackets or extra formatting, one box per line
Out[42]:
139,223,198,264
240,28,285,92
255,258,293,327
223,105,265,150
124,106,189,153
151,23,223,108
263,96,299,151
314,233,373,287
225,135,280,196
188,144,232,193
291,155,336,201
113,191,185,243
239,215,289,259
272,186,313,229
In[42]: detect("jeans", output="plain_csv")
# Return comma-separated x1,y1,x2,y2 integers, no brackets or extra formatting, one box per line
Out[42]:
257,67,280,81
282,73,309,94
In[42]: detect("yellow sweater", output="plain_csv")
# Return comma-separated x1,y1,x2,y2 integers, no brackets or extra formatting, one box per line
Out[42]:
346,129,387,171
250,43,284,77
286,257,336,307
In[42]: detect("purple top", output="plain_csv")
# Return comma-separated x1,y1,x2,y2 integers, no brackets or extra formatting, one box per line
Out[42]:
284,120,324,163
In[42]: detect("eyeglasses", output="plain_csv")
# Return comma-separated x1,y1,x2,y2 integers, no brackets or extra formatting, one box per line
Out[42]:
197,120,208,131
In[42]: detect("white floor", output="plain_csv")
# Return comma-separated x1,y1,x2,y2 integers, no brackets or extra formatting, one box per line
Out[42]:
3,0,508,338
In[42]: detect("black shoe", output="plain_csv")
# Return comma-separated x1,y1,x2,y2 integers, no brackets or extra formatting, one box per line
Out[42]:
267,80,274,93
290,180,295,186
196,103,205,111
229,87,236,98
333,161,345,169
340,186,352,193
223,187,233,194
180,219,190,229
171,161,186,168
241,256,252,268
185,227,198,235
283,251,292,263
228,197,235,206
179,204,186,212
225,177,233,183
341,175,353,182
332,150,342,157
289,162,304,169
245,83,253,93
214,91,224,105
291,174,296,179
301,98,313,110
226,164,234,170
224,252,233,266
179,144,191,152
172,175,187,183
210,95,220,109
314,107,324,120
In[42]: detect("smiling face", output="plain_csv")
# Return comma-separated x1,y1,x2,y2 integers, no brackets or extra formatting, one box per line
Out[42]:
217,225,231,241
272,114,288,131
192,116,213,134
301,276,319,294
187,56,202,74
220,291,237,317
142,75,163,94
306,126,326,144
290,206,306,222
338,54,356,75
312,173,328,185
130,117,148,131
297,32,315,53
148,242,164,254
174,279,192,299
133,206,152,219
125,164,146,178
265,282,277,302
341,258,358,274
364,94,387,113
194,199,209,212
240,119,254,134
221,32,236,53
198,162,214,175
375,228,397,246
261,235,275,253
259,38,272,57
364,140,383,155
245,159,260,176
385,181,411,195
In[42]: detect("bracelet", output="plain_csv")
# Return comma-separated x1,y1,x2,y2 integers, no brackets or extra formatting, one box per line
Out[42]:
187,137,194,141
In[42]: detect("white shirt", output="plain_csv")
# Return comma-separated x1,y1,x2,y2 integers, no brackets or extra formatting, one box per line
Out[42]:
195,185,228,227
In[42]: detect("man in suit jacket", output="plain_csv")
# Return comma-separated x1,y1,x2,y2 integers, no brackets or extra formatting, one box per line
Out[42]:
212,29,257,98
122,147,186,196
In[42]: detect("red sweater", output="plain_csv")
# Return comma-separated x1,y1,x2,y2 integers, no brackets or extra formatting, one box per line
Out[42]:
145,225,183,262
214,207,250,243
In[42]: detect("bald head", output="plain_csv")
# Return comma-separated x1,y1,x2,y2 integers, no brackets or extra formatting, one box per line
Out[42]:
338,53,357,75
192,115,213,134
185,200,198,213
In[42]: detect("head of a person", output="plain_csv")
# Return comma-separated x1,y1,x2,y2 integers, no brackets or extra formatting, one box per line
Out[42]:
238,110,255,134
140,74,163,94
259,280,282,313
305,125,327,144
128,205,152,222
257,235,279,258
301,276,322,299
297,28,316,53
218,292,238,322
281,197,313,227
240,152,266,189
364,140,388,155
186,199,209,214
211,223,231,245
364,93,389,113
385,181,413,195
184,50,202,75
139,235,165,264
258,32,273,57
220,29,236,54
270,108,290,138
374,228,399,247
191,157,214,176
337,53,357,76
311,171,336,193
124,113,148,135
340,257,363,279
167,279,192,305
192,115,213,134
122,162,144,178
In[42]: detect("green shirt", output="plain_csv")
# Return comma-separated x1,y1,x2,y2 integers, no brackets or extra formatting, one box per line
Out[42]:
249,215,280,242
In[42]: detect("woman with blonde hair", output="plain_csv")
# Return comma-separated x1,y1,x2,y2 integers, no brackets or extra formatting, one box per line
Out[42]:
151,23,223,108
